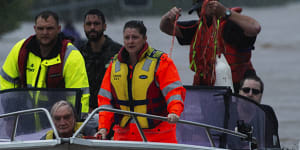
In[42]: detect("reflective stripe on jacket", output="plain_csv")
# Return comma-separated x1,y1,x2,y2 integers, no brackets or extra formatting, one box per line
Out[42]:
111,47,167,128
18,36,68,88
98,42,185,132
0,36,90,114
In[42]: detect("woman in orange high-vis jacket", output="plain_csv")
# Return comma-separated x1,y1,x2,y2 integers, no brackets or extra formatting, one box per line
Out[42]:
95,20,185,143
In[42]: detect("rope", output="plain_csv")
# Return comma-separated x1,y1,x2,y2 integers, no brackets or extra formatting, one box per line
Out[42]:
168,0,221,85
169,14,179,58
169,9,204,58
190,0,221,85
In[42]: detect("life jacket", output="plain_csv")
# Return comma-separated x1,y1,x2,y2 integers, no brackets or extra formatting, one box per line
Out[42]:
220,36,254,84
45,122,83,139
18,35,69,88
110,46,167,129
189,7,254,85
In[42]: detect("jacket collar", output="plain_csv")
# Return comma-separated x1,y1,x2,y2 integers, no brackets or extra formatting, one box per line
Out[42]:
25,33,65,59
117,42,149,64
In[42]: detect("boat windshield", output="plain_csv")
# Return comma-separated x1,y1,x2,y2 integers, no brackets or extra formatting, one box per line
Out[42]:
0,88,82,141
177,86,265,149
0,87,266,150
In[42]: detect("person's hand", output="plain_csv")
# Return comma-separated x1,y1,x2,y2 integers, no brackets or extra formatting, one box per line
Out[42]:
94,128,107,140
205,0,226,18
160,6,182,36
167,113,179,123
165,7,182,22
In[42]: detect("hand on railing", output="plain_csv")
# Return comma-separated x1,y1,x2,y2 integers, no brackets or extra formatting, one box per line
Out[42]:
94,128,107,140
167,113,179,123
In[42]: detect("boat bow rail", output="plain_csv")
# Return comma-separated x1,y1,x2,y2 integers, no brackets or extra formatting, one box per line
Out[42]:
0,107,256,150
73,107,257,149
0,108,62,150
0,87,265,150
0,108,60,141
0,108,230,150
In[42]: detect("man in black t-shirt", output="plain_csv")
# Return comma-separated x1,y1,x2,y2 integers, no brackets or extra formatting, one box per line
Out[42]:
160,0,261,92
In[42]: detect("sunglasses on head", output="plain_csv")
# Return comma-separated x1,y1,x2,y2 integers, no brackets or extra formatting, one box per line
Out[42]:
241,87,261,95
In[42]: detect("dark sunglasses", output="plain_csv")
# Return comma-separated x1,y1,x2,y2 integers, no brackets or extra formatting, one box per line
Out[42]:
241,87,261,95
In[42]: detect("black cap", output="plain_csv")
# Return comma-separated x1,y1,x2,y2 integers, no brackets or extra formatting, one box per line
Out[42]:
188,0,204,15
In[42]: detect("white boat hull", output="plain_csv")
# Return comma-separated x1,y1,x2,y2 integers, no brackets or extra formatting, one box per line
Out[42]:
0,138,226,150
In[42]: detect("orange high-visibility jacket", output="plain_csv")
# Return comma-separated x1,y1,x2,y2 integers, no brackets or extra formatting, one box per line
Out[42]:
98,43,185,143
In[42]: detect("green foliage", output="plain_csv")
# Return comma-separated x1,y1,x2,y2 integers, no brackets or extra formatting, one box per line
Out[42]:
0,0,32,36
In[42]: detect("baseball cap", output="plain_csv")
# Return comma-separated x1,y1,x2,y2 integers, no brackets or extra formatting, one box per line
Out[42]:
188,0,204,14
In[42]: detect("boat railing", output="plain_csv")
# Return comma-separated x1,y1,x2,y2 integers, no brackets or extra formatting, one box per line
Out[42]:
0,107,257,149
0,108,60,142
73,107,257,149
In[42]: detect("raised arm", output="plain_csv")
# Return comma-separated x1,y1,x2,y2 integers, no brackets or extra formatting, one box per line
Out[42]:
207,1,261,37
227,10,261,37
160,7,184,38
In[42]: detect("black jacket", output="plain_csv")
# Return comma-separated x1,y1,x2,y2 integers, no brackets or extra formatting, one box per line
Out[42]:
261,104,281,148
80,35,121,109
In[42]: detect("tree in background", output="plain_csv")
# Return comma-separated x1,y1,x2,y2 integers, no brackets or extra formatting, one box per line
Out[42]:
0,0,31,37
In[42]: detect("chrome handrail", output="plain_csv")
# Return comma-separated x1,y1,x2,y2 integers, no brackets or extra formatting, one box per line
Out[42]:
73,107,257,148
0,108,60,141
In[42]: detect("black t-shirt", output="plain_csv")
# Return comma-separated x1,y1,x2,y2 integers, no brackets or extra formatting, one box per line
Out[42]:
176,20,257,50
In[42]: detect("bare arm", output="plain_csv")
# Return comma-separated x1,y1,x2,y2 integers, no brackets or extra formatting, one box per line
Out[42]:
207,1,261,37
160,7,184,38
227,11,261,37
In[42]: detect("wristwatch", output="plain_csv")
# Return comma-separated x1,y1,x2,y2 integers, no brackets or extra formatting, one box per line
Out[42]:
224,9,232,19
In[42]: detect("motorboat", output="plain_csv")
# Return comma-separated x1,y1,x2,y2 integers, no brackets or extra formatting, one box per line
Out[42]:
0,86,274,150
